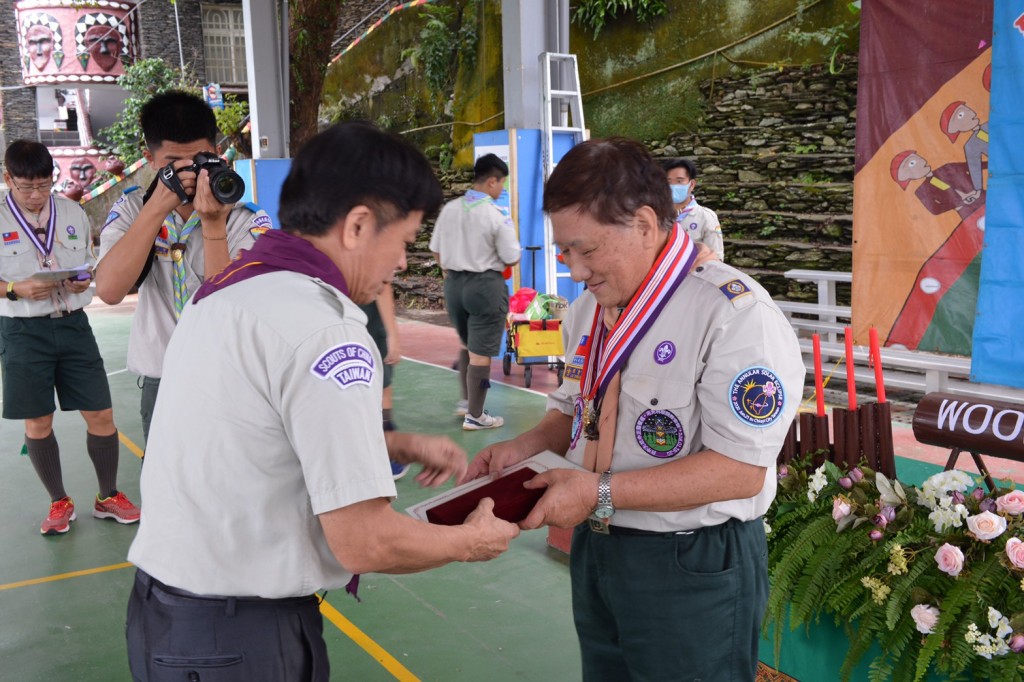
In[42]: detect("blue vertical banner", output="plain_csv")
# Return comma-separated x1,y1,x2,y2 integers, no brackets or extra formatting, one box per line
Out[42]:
971,2,1024,387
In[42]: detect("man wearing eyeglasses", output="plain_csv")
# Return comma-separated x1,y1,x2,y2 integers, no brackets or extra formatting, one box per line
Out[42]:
0,140,140,536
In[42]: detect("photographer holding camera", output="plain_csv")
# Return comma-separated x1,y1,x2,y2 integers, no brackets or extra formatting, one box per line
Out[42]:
96,91,271,442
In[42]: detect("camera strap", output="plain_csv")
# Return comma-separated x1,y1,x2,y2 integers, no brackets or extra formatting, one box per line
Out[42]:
158,163,192,205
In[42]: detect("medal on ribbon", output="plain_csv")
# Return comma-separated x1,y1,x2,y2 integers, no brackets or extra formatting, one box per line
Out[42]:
575,225,698,444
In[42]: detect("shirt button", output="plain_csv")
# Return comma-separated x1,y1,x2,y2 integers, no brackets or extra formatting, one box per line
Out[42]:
695,266,704,273
651,398,659,406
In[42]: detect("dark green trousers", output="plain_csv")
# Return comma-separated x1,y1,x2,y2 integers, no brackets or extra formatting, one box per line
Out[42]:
570,517,768,682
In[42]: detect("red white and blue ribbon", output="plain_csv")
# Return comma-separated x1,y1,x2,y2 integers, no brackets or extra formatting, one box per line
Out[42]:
5,193,56,260
579,225,697,406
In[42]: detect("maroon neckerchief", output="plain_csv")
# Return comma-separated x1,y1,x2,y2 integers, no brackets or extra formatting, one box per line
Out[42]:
191,229,348,304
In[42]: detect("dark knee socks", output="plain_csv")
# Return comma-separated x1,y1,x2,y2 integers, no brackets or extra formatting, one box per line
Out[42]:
25,432,67,502
87,432,120,499
467,364,492,418
457,349,470,400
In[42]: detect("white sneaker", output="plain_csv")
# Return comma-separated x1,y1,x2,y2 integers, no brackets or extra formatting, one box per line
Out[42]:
454,400,469,417
463,411,504,430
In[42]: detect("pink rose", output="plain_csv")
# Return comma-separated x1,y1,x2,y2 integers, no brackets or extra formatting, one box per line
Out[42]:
910,604,940,634
967,511,1007,541
997,490,1024,516
832,498,852,523
849,467,864,483
1011,634,1024,653
869,529,883,542
935,543,964,576
1006,537,1024,569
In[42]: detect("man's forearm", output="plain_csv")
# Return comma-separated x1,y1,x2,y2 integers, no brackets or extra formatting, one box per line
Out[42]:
95,204,168,303
201,217,230,278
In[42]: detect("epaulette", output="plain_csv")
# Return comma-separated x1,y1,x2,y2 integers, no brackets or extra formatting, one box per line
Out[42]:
243,201,261,213
691,263,756,309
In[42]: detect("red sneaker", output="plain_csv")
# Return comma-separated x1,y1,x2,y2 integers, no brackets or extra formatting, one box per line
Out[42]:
41,497,76,535
93,491,140,525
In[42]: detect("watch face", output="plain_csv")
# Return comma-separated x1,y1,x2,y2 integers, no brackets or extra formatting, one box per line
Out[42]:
594,505,614,520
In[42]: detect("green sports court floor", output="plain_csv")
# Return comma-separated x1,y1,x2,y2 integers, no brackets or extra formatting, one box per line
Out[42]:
0,302,582,681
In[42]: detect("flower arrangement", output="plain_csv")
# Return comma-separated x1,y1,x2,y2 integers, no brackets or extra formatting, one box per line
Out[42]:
765,456,1024,682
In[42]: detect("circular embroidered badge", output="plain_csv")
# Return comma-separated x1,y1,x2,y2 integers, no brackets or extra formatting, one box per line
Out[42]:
570,395,585,450
729,367,786,428
654,340,676,365
66,225,76,236
688,222,699,231
634,410,684,458
726,281,745,295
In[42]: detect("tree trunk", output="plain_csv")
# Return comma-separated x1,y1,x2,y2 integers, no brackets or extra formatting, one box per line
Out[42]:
288,0,346,152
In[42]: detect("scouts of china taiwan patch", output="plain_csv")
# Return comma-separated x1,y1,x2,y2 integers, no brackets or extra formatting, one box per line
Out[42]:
310,342,375,390
634,410,684,458
729,367,785,428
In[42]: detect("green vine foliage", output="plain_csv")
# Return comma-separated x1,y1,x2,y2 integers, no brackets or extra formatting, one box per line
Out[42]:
572,0,668,39
402,5,458,94
765,456,1024,681
95,59,199,165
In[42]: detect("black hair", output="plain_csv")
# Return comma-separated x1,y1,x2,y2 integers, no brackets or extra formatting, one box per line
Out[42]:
278,121,443,236
4,140,54,180
661,157,698,181
473,153,508,182
140,90,219,150
544,137,674,231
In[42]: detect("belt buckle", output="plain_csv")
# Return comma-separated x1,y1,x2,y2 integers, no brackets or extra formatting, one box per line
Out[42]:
588,517,609,535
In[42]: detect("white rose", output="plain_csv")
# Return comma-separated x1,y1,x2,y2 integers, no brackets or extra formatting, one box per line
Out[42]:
966,511,1008,541
910,604,940,634
832,498,852,523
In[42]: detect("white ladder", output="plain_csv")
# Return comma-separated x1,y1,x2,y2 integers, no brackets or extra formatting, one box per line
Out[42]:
539,52,586,296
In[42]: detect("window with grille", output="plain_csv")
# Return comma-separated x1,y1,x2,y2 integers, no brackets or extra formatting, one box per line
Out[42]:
202,5,247,85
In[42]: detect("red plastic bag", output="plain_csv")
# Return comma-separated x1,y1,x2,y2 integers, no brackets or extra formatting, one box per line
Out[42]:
509,287,537,314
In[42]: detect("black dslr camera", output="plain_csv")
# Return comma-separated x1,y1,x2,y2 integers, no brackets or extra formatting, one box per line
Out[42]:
158,151,245,205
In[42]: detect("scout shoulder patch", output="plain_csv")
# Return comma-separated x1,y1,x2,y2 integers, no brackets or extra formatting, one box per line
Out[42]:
310,342,375,390
635,410,684,458
719,279,752,302
729,366,786,428
249,212,272,237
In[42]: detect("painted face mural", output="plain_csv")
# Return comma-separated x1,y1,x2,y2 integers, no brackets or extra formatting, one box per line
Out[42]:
69,157,96,186
75,13,130,74
83,25,122,71
20,13,63,73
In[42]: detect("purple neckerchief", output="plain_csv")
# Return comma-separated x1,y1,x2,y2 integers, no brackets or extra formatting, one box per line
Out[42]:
191,229,348,305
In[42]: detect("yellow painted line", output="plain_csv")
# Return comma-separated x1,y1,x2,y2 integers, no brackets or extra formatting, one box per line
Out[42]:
319,598,420,681
0,562,131,592
119,431,145,459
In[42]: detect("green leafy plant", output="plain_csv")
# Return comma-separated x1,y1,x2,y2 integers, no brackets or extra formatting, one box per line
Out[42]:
95,58,199,165
785,0,862,73
793,143,819,154
766,456,1024,681
572,0,668,38
402,5,458,94
214,96,251,158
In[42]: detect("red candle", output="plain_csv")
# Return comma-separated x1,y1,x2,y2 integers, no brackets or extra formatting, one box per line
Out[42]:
868,327,886,403
844,327,857,410
812,333,826,417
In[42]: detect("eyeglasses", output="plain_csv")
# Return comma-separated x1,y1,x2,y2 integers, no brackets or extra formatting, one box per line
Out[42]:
8,178,53,194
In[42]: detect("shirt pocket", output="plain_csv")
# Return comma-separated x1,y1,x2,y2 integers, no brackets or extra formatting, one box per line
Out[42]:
0,243,37,282
54,231,91,266
619,374,697,461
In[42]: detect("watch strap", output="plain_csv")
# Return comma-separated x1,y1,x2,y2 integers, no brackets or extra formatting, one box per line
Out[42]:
5,280,17,301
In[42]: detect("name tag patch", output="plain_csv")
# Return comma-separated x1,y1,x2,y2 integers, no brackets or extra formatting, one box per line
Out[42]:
311,342,375,390
729,366,785,428
635,410,684,458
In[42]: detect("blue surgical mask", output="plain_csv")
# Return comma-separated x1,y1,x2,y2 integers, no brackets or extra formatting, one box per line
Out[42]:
670,183,690,204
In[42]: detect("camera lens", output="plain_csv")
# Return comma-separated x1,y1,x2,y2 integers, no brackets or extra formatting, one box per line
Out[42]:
208,167,245,204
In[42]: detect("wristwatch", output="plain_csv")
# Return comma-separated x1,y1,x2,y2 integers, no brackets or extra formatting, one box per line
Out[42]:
5,281,17,301
593,471,614,520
